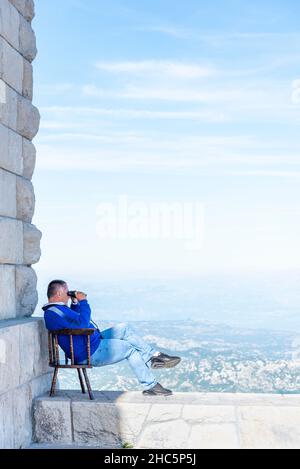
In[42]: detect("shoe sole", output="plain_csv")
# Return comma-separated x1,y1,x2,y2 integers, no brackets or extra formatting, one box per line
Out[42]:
143,391,173,396
151,358,181,369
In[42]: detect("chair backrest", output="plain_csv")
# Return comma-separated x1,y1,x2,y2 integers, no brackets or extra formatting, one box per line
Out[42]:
48,329,95,368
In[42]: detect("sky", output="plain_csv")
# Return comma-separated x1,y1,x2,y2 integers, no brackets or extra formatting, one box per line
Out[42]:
31,0,300,286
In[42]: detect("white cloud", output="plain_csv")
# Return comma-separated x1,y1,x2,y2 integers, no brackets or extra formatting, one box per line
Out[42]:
226,170,300,178
35,130,300,174
82,85,244,103
135,25,191,39
37,83,75,95
144,28,300,45
82,85,106,98
40,121,84,130
81,81,295,123
96,60,215,78
40,105,228,122
292,79,300,105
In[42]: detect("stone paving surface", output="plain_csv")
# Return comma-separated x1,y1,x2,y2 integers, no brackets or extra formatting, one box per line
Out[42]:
33,390,300,449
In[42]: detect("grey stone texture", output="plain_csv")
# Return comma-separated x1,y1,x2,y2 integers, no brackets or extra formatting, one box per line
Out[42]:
0,0,49,451
16,176,35,222
22,137,36,179
0,265,16,319
23,222,41,264
33,391,300,450
0,319,52,448
15,265,38,317
9,0,34,22
0,0,40,322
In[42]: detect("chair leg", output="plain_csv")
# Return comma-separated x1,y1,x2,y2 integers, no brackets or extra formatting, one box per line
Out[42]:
82,368,94,400
77,368,86,394
50,368,59,397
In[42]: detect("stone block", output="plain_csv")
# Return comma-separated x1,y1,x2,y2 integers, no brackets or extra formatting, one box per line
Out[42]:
0,265,16,320
0,81,18,130
147,404,183,422
0,168,16,218
16,177,35,222
9,0,35,22
19,319,49,384
0,320,20,395
17,95,40,139
33,397,72,444
0,124,23,175
0,373,52,449
0,76,5,104
0,0,20,50
0,389,14,448
32,320,51,377
187,423,239,449
138,419,191,449
22,138,36,179
30,372,52,401
19,14,37,61
182,405,236,423
15,265,38,317
0,319,50,398
0,217,23,264
23,222,41,264
22,58,32,99
0,318,52,449
0,125,10,172
238,406,300,449
0,36,24,93
12,383,32,448
8,127,23,174
72,401,122,447
118,403,151,445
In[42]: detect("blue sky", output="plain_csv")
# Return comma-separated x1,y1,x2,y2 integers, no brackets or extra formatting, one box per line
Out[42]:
32,0,300,284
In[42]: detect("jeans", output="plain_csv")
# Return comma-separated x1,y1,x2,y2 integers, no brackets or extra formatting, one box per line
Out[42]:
80,323,158,390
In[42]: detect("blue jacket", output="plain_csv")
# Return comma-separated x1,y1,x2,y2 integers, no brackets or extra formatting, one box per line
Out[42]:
43,300,102,364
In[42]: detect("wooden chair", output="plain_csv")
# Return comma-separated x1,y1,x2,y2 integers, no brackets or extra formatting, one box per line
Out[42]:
48,329,95,400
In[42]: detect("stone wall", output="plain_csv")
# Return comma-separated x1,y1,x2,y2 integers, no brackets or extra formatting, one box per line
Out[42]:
0,0,52,449
0,0,41,320
0,318,51,448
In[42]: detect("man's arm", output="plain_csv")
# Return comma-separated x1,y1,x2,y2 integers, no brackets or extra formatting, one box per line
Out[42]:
70,299,92,328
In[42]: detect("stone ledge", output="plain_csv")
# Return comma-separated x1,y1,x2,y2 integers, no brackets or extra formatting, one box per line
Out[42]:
0,318,51,449
0,318,50,391
28,443,107,450
0,372,52,448
33,390,300,450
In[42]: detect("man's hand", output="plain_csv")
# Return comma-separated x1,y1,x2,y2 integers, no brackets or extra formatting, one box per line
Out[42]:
76,291,87,301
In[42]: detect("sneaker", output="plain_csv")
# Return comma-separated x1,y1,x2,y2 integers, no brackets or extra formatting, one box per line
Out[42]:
150,352,181,369
143,383,173,396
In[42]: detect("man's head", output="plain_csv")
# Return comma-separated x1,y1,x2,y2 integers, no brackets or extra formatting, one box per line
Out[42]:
47,280,69,305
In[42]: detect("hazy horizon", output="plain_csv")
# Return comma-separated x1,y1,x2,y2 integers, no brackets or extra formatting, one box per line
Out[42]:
35,269,300,334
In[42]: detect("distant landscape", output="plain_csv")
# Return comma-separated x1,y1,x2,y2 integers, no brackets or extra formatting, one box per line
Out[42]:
57,319,300,394
37,271,300,394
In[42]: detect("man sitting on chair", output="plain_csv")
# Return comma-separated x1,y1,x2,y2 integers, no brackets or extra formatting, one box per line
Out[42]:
43,280,181,396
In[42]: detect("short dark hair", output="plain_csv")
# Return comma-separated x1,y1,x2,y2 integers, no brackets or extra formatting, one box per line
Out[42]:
47,280,67,299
